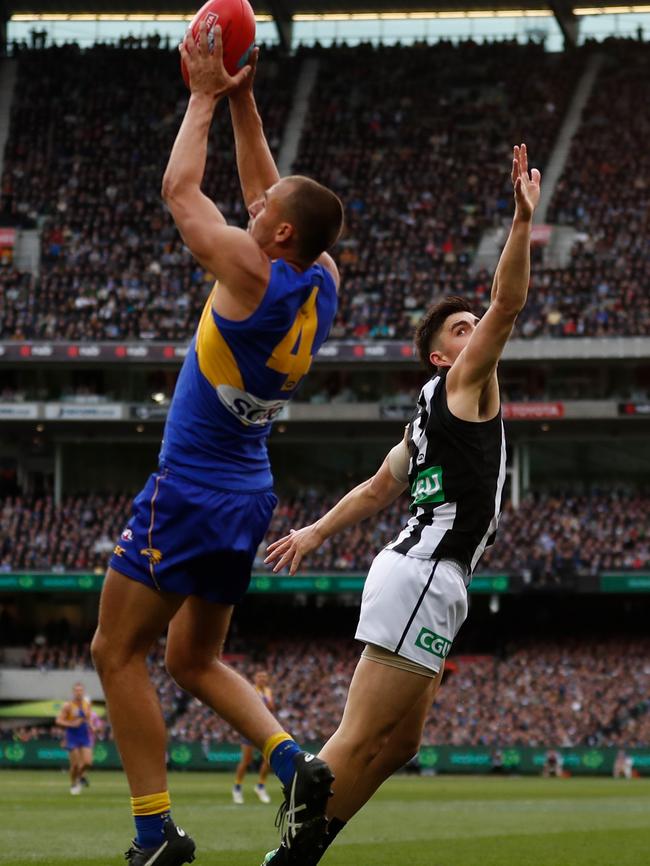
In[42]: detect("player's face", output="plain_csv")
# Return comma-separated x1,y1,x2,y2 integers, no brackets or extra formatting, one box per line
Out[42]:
247,181,294,251
255,672,268,687
432,312,479,367
73,685,84,702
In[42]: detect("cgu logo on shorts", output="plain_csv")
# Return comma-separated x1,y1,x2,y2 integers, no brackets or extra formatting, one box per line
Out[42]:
121,528,133,542
217,384,288,427
411,465,444,508
140,547,163,565
415,627,452,659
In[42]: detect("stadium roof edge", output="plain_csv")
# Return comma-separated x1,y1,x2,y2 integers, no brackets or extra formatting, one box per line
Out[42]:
3,0,646,49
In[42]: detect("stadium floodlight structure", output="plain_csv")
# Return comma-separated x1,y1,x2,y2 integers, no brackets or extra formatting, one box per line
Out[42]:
4,0,650,50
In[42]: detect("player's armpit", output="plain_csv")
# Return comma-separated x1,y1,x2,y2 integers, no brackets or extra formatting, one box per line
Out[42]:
163,186,270,303
447,300,517,393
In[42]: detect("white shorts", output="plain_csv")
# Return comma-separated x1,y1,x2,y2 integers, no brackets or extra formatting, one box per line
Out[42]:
355,549,469,674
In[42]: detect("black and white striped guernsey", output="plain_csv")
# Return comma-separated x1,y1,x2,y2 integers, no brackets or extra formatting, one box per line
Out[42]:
387,371,506,577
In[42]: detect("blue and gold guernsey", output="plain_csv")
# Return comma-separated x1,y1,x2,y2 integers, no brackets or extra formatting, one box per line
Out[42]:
110,259,337,604
159,259,337,490
63,699,92,750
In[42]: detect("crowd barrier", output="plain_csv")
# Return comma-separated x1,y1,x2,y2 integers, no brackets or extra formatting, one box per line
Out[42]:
1,740,647,775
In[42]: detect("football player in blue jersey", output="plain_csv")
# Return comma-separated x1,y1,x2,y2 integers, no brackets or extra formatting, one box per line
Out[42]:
91,25,342,866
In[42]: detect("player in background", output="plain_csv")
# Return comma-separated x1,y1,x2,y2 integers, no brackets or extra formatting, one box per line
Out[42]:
91,25,342,866
543,748,564,778
79,709,104,788
263,146,540,864
233,669,275,804
56,682,93,796
613,749,634,779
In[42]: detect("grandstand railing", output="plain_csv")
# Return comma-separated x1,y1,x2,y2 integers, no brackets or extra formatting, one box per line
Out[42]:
1,337,649,364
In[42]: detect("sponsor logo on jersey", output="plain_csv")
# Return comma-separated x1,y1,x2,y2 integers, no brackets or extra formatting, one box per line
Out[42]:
411,465,444,507
415,628,452,659
216,384,288,427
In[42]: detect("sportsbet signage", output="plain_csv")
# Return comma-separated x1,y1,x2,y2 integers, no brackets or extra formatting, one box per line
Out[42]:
4,571,650,594
0,572,511,594
1,741,649,774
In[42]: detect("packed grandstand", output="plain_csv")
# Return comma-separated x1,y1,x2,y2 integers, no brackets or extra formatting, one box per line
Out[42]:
0,490,649,577
0,38,649,341
5,635,650,748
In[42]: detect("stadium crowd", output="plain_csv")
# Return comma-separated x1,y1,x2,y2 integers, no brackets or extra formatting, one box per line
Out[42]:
6,636,649,749
0,40,649,340
1,490,648,577
0,43,296,341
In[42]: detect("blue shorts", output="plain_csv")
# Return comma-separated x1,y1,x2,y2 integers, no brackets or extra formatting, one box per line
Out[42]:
109,470,277,604
65,730,91,750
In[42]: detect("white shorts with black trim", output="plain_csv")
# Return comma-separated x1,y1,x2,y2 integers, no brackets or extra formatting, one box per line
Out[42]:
355,549,469,674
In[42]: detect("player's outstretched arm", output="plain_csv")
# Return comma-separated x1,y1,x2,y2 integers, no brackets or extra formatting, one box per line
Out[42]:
162,24,268,297
448,144,541,396
228,48,281,210
265,435,409,575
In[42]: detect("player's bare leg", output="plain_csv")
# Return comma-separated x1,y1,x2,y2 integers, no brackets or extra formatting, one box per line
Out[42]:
167,597,331,831
319,657,435,819
324,670,442,822
236,744,254,784
91,569,185,796
165,598,291,745
79,746,93,788
255,759,272,803
69,748,82,794
234,744,253,803
259,759,270,785
92,569,196,864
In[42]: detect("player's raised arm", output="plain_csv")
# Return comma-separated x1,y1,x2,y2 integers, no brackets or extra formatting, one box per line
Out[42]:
161,23,269,297
228,48,279,209
228,49,341,289
265,432,410,575
447,144,541,399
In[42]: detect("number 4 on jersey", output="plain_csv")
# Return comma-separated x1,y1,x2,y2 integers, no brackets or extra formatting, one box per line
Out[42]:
267,287,319,391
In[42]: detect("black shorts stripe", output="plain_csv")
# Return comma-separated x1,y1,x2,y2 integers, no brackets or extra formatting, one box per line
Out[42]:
395,559,440,654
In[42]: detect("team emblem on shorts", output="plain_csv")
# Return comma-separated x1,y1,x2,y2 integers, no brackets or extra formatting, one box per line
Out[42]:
415,627,452,659
140,547,163,565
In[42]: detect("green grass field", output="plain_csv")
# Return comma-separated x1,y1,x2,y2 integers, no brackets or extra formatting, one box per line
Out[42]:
2,770,650,865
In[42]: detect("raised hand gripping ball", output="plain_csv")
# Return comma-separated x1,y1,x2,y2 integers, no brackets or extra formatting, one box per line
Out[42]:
181,0,256,87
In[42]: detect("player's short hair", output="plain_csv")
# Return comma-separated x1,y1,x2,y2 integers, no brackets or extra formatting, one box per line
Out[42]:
415,296,475,373
281,176,344,263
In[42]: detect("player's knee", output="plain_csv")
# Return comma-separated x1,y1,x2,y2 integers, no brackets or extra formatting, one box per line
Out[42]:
165,651,205,694
90,631,110,676
91,629,138,676
391,735,421,771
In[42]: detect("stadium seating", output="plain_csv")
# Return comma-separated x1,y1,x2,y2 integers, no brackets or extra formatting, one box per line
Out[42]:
0,44,297,341
1,490,648,576
7,635,649,748
0,40,649,340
